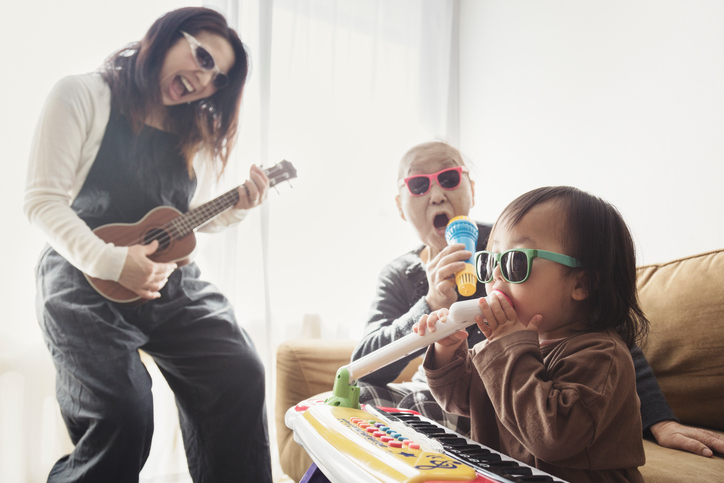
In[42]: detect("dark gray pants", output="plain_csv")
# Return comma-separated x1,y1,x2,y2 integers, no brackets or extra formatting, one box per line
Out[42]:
36,247,272,482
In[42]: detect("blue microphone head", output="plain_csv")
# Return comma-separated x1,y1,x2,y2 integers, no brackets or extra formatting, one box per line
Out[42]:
445,216,478,257
445,216,478,296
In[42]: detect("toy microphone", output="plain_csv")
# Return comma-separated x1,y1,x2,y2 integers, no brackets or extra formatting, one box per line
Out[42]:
445,216,478,297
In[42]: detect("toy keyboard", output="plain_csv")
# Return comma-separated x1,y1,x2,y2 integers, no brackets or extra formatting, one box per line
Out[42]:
286,398,568,483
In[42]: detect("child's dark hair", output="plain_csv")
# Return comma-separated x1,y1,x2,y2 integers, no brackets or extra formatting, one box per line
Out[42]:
491,186,649,347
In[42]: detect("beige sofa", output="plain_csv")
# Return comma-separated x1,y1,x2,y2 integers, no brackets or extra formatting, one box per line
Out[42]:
276,248,724,482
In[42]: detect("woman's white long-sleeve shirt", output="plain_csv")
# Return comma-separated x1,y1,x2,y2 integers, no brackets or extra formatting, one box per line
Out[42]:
24,73,248,282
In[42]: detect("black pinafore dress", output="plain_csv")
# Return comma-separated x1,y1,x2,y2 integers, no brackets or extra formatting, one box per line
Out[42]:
34,109,271,482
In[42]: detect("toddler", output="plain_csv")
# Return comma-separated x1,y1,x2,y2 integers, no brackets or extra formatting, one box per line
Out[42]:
416,186,648,482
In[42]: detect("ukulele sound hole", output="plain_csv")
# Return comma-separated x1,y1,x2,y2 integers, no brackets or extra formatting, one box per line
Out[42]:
143,228,171,251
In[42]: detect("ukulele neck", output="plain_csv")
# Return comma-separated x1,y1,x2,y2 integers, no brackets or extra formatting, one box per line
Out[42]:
169,159,297,238
174,187,240,238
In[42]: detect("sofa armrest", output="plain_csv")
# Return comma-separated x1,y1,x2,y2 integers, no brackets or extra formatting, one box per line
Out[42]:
276,338,357,419
275,339,358,481
275,338,423,481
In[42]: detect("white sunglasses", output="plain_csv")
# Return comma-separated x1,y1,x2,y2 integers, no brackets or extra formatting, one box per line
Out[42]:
180,30,229,89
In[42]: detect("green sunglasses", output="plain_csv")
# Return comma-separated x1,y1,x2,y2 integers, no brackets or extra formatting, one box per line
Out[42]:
475,248,583,284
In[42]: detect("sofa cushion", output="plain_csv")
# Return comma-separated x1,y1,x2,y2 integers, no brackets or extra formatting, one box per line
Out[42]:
637,248,724,431
640,434,724,483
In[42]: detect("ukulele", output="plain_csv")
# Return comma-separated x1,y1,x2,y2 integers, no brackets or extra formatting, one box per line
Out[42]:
84,160,297,304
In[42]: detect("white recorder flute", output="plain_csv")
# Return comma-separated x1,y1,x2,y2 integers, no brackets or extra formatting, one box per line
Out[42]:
345,292,508,381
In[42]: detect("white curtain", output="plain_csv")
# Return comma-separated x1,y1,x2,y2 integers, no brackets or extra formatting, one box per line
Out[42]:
195,2,460,480
200,0,459,366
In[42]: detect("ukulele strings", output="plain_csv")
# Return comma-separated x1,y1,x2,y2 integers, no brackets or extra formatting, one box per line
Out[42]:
114,163,291,248
120,218,184,248
119,195,232,248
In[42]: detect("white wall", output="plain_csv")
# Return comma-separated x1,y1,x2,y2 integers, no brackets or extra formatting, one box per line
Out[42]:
459,0,724,265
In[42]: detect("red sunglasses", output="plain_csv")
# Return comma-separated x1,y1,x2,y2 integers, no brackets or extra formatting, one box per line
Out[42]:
398,166,469,196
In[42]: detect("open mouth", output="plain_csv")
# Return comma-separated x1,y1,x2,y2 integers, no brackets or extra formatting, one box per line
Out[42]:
433,213,450,230
171,76,195,99
179,76,195,93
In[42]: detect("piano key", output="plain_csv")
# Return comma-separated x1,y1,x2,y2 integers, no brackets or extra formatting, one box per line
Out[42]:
410,426,447,435
500,466,533,477
467,453,502,463
442,439,481,449
446,443,493,453
512,476,555,482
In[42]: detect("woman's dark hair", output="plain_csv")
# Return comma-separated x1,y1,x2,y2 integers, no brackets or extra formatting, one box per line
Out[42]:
100,7,248,175
490,186,649,348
